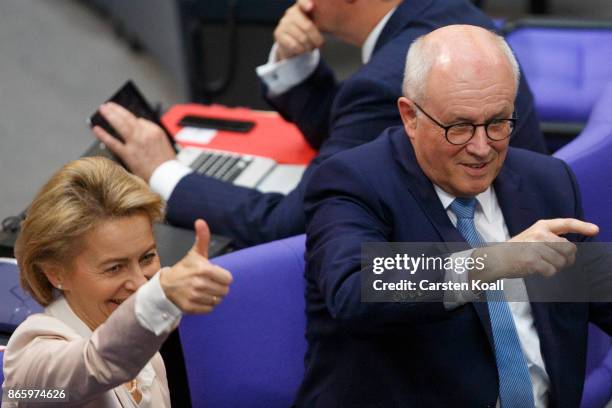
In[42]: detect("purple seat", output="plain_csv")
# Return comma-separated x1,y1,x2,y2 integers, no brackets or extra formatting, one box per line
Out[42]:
1,348,4,385
507,23,612,124
0,260,41,390
555,82,612,238
179,235,307,408
555,83,612,408
0,259,43,334
582,325,612,408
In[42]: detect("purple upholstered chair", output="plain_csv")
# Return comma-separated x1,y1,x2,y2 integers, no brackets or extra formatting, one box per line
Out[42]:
1,347,4,385
555,82,612,237
179,235,307,408
0,259,42,334
555,83,612,408
582,326,612,408
0,260,41,390
507,21,612,125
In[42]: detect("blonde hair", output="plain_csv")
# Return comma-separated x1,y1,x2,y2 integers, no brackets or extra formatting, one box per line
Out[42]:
14,157,164,306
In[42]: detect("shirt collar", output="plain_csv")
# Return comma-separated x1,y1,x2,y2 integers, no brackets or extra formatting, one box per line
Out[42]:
45,294,93,338
361,6,397,64
434,185,496,224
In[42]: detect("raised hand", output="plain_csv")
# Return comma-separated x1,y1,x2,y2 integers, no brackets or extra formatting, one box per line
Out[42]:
274,0,325,61
473,218,599,283
92,102,176,182
160,219,233,314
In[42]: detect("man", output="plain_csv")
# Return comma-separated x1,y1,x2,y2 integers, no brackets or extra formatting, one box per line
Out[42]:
299,25,608,407
94,0,546,248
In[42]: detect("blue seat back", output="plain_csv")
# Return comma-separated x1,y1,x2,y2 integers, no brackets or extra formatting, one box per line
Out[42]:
554,83,612,408
179,235,307,408
1,348,4,385
507,25,612,123
0,259,43,333
555,83,612,240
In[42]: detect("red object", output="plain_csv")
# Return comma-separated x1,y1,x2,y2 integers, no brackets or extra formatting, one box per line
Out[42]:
162,104,316,165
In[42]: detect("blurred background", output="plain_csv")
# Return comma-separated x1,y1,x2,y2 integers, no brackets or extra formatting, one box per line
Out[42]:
0,0,611,222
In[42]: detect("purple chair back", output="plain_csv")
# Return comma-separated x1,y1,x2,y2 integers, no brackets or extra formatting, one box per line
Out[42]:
1,348,4,385
179,235,307,408
554,84,612,408
582,325,612,408
0,259,43,333
507,27,612,123
555,82,612,240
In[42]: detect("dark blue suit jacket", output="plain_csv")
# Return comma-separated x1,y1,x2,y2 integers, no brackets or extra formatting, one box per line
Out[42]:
299,126,612,407
167,0,546,248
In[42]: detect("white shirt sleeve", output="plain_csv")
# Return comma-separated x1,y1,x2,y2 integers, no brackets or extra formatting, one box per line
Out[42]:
148,159,192,201
135,268,182,336
255,43,321,97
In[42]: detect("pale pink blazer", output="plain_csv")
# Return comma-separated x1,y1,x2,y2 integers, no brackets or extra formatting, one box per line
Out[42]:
2,295,171,407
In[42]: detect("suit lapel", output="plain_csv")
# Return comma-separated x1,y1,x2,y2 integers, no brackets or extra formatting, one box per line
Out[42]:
494,157,561,399
390,129,465,245
390,130,495,345
470,167,541,352
473,155,549,352
492,162,540,237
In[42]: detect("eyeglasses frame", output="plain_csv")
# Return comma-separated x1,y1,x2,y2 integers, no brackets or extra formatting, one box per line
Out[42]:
412,101,516,145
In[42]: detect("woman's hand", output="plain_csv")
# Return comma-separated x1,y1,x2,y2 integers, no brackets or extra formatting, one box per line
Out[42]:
160,219,233,313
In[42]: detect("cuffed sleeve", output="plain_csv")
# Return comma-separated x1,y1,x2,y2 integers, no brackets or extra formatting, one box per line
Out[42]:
135,268,182,336
256,43,320,97
149,160,192,201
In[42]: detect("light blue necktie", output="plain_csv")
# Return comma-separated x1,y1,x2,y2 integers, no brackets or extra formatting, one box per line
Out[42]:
450,197,535,408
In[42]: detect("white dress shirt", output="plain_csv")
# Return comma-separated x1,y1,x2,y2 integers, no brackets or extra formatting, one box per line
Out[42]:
134,268,182,336
435,185,551,408
45,270,181,407
149,160,192,201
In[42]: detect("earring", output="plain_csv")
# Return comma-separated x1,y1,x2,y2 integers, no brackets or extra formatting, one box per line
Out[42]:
57,283,63,290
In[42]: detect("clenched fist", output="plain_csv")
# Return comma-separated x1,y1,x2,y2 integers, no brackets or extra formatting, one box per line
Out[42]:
274,0,325,61
160,219,233,314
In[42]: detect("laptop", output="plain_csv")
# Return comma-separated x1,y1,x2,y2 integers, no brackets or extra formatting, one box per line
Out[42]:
86,80,305,195
176,146,305,194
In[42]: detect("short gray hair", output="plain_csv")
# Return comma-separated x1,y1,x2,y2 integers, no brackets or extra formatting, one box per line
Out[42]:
402,30,520,102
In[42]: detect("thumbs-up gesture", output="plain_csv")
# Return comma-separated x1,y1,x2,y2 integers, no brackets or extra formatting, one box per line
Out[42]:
160,219,233,314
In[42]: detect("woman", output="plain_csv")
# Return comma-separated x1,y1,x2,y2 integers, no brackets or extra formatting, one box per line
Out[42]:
2,157,232,407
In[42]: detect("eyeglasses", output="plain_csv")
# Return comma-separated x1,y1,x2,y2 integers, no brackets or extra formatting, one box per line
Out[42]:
413,102,516,145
